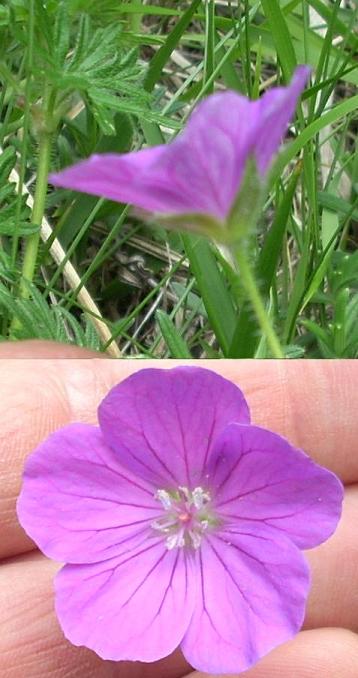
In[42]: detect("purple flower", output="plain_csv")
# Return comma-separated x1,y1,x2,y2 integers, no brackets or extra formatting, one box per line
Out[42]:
49,67,310,239
17,367,342,674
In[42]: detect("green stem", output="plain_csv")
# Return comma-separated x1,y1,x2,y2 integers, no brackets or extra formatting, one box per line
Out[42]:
128,0,142,33
18,90,54,299
235,247,285,359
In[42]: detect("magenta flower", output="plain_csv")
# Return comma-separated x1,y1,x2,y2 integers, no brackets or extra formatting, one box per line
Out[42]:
17,367,342,674
49,67,310,240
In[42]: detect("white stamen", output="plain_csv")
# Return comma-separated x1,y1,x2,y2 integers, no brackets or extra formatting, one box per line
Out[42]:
152,485,214,551
188,530,202,549
192,487,211,509
151,517,177,532
155,489,172,510
166,532,185,550
178,486,191,501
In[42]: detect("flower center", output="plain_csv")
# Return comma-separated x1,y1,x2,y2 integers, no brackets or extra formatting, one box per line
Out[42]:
151,486,214,550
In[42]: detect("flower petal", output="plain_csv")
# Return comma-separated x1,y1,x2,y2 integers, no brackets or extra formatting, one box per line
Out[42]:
254,65,310,174
49,147,188,213
17,424,161,563
49,102,248,220
49,68,309,222
207,423,343,549
55,536,196,662
181,525,310,674
149,92,257,219
98,366,250,488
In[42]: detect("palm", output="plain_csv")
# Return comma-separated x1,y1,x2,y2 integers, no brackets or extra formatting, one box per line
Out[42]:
0,343,357,677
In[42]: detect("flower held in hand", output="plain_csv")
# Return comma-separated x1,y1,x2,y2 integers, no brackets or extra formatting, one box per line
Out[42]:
17,367,343,674
50,67,310,242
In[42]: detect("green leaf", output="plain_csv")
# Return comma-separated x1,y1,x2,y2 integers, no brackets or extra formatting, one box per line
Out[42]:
88,89,180,131
307,0,358,53
0,147,32,243
67,13,91,71
283,235,311,343
260,170,301,294
52,0,70,66
155,310,192,358
301,318,333,354
270,95,358,184
0,146,17,183
318,192,358,222
260,0,297,81
204,0,215,95
0,220,39,236
0,250,17,284
182,235,236,356
0,279,102,348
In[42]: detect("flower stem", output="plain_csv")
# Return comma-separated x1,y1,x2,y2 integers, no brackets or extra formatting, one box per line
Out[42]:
234,247,285,359
128,0,142,32
18,90,54,300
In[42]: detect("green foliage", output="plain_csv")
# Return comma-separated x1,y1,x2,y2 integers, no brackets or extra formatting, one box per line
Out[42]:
0,279,102,349
0,147,32,276
302,251,358,358
155,309,192,358
45,15,155,133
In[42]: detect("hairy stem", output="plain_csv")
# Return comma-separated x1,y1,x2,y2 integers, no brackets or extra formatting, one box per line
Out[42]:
18,88,54,300
235,246,285,359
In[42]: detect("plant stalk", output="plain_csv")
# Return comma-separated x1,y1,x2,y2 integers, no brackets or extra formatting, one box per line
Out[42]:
18,90,54,300
128,0,142,33
235,246,285,359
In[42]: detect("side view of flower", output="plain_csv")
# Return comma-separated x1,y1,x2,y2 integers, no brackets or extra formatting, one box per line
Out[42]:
49,66,310,243
17,367,343,674
47,67,312,360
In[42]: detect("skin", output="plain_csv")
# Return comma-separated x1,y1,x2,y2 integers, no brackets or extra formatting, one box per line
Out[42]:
0,341,357,678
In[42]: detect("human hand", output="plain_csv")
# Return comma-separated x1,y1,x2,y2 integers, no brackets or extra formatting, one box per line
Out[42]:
0,342,357,677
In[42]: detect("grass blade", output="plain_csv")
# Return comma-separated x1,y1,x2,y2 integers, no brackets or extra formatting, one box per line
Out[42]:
229,166,301,357
261,0,297,80
143,0,201,93
155,310,192,358
182,234,236,356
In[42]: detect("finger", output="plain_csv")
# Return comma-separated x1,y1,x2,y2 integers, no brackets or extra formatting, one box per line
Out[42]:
1,359,357,560
2,553,358,678
0,339,101,359
0,551,190,678
304,485,358,632
2,554,358,678
188,628,358,678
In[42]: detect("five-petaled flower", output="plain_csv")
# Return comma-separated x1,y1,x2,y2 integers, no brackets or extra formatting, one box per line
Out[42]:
17,367,343,674
49,67,310,241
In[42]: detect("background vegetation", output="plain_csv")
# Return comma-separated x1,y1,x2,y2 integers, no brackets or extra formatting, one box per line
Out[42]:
0,0,357,358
